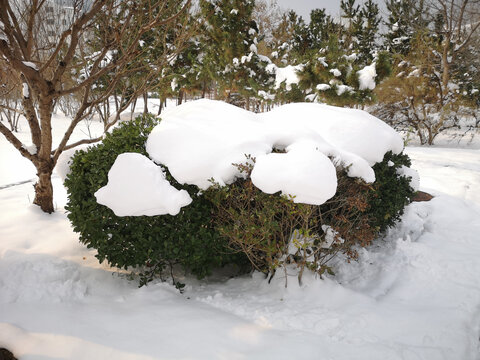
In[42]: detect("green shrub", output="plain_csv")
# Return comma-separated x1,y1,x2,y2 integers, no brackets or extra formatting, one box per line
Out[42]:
367,151,415,232
64,115,246,285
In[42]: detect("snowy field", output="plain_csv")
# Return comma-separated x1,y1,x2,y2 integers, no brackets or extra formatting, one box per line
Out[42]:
1,101,480,359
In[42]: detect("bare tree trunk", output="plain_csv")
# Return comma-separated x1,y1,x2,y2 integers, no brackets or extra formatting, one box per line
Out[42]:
177,89,184,105
441,48,450,90
157,98,163,115
130,97,137,120
33,96,55,213
143,92,148,114
33,159,54,213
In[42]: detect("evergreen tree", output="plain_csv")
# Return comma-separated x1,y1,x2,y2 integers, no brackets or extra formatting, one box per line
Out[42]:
384,0,424,55
355,0,380,65
340,0,360,50
199,0,272,107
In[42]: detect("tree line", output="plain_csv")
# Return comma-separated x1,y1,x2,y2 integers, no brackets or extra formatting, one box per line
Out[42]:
0,0,479,213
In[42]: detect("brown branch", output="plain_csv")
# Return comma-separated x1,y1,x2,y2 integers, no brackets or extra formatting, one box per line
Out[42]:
26,0,39,58
0,39,47,92
0,120,37,162
60,136,104,152
1,0,27,58
52,0,110,84
454,21,480,53
0,104,24,115
57,0,192,97
21,86,42,149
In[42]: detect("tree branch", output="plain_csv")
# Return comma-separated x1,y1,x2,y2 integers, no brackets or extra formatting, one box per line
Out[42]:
0,120,37,162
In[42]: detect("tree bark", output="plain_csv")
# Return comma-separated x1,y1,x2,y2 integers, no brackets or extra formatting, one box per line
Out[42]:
177,89,184,105
143,92,148,113
33,159,54,213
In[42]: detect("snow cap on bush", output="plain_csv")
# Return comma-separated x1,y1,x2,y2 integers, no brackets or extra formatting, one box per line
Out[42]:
95,153,192,216
144,99,403,209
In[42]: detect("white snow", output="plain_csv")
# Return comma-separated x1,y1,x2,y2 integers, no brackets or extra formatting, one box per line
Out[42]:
21,144,37,156
22,61,38,70
397,165,420,192
317,56,328,67
321,224,343,249
329,68,341,77
336,84,354,96
170,77,178,91
259,102,404,165
56,148,77,182
344,53,357,61
258,90,275,100
251,140,337,205
316,83,331,91
268,64,304,90
146,100,269,189
146,100,403,205
1,105,480,359
22,83,29,98
249,43,258,54
357,63,377,90
94,153,192,216
408,68,421,77
240,52,253,64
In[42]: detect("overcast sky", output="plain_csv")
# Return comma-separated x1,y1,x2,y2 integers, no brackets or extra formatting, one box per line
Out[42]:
275,0,387,21
275,0,342,19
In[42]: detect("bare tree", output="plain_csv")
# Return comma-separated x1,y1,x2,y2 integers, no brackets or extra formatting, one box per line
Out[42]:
0,0,192,213
0,61,22,132
426,0,480,88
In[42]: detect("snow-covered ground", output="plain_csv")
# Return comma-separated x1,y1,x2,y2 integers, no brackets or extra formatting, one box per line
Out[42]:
1,102,480,359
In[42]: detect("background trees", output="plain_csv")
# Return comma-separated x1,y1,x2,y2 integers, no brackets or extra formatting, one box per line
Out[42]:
374,0,480,144
0,0,192,213
1,0,479,213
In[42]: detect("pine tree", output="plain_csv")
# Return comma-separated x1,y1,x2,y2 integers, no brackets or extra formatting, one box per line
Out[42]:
355,0,380,65
199,0,272,107
384,0,418,55
340,0,360,50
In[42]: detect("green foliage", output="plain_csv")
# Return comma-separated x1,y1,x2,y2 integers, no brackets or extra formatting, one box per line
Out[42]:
198,0,274,102
367,151,416,232
65,114,245,285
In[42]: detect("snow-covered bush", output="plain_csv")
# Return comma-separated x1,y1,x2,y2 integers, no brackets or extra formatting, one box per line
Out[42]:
65,101,417,286
64,115,247,285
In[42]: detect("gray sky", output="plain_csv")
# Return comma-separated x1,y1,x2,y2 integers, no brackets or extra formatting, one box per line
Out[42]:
275,0,342,19
275,0,386,21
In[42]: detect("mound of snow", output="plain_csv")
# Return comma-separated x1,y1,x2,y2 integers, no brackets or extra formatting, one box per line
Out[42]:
251,140,337,204
257,102,404,166
147,100,271,189
95,153,192,216
144,99,404,211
